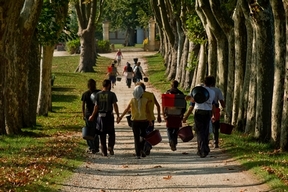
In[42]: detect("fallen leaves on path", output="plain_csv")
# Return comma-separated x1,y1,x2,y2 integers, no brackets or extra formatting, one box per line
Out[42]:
153,165,162,168
163,175,172,180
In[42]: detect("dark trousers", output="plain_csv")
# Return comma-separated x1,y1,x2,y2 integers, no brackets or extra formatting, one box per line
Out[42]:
98,114,115,155
144,121,154,153
132,121,148,157
85,117,99,151
167,128,179,146
126,78,132,88
212,120,220,145
194,110,212,155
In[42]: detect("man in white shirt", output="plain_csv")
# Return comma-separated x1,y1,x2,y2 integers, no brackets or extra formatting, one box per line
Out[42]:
183,76,215,158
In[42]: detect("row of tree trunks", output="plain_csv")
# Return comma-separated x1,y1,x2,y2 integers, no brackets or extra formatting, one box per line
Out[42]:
0,1,42,134
151,0,288,150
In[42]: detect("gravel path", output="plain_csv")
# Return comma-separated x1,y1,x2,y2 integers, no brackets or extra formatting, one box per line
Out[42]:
59,51,270,192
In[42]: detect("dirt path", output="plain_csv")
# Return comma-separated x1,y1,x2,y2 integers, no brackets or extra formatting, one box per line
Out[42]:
60,51,270,192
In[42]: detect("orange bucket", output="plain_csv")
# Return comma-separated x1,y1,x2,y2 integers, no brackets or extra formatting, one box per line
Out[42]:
178,126,194,142
145,130,162,146
220,123,234,135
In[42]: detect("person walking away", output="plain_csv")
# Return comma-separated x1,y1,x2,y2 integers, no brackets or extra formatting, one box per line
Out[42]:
115,49,123,66
89,79,120,156
117,85,152,159
183,76,215,158
133,62,146,83
137,82,162,155
163,80,186,151
210,76,225,148
123,62,134,88
81,79,100,154
107,63,119,88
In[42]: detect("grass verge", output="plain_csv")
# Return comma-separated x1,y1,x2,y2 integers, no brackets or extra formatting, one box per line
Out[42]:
145,53,288,191
0,55,110,191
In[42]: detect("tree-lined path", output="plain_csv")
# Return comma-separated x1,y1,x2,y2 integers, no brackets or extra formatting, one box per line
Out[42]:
60,51,270,192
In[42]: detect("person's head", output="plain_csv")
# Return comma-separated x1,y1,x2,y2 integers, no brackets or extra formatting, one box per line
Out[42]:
204,76,214,87
137,82,146,91
87,79,96,91
102,79,111,90
113,60,117,64
127,62,130,67
137,62,141,66
118,49,121,52
111,63,115,67
210,76,216,86
171,80,179,89
133,85,144,99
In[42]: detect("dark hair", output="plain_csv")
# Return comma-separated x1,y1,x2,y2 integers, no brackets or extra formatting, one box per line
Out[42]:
171,80,179,88
137,82,146,91
204,76,214,87
102,79,111,88
210,76,216,86
87,79,96,91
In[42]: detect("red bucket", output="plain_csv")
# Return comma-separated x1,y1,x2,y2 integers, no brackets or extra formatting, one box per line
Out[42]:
145,130,162,146
220,123,234,135
178,126,194,142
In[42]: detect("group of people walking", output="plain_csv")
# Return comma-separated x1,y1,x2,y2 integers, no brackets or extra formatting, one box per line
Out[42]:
82,57,225,159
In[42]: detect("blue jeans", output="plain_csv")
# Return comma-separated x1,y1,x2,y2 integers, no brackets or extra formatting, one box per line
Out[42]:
85,118,99,151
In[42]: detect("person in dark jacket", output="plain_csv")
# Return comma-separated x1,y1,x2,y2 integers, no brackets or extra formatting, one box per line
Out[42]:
81,79,100,154
163,80,186,151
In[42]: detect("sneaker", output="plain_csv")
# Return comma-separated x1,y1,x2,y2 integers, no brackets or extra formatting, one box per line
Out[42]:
169,141,177,151
136,156,141,159
108,147,114,155
145,150,151,156
141,151,146,158
91,149,99,154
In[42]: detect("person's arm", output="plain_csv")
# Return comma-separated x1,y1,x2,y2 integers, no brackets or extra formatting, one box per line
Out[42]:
182,105,194,123
88,105,98,121
82,101,85,120
141,67,146,76
117,104,131,123
113,102,120,119
220,100,226,109
153,95,162,123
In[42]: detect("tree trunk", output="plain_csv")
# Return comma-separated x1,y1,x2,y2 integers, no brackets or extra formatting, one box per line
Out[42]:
74,0,98,72
196,0,228,96
232,3,246,126
28,35,40,125
0,1,42,134
37,45,55,116
195,43,207,86
234,3,248,131
180,38,189,89
245,26,257,134
252,1,274,141
0,54,6,134
280,0,288,151
76,29,96,72
270,0,286,147
175,23,185,82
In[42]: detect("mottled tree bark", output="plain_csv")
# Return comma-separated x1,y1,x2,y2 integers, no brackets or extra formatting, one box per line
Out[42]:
280,0,288,151
270,0,286,147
